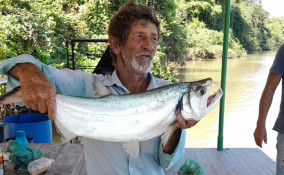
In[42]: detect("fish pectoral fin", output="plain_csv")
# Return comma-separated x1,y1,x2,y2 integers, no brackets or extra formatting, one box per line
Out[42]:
122,140,140,158
161,124,177,147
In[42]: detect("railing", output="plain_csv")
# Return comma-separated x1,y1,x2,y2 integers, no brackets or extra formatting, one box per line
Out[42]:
66,38,108,71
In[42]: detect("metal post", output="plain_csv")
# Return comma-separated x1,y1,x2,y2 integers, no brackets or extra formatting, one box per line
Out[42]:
66,39,69,69
217,0,231,151
71,41,75,70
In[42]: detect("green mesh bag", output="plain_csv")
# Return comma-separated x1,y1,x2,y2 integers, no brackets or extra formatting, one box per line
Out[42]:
178,158,206,175
7,140,43,173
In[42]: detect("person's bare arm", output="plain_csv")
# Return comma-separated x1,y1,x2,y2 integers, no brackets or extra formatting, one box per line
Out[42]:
254,72,281,147
8,63,56,120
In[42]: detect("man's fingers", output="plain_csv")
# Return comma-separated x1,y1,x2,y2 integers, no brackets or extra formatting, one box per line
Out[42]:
38,101,48,113
24,100,32,109
255,139,262,148
186,120,198,128
31,102,39,111
47,97,56,120
264,137,267,144
176,113,199,129
176,113,186,128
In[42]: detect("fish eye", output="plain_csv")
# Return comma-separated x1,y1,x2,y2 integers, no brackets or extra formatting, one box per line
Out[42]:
196,87,206,95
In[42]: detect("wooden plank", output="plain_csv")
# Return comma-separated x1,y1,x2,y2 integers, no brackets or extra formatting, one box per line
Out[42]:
230,148,275,175
40,143,64,160
192,148,218,174
0,143,275,175
202,149,238,175
183,148,275,175
45,143,84,175
223,148,255,175
71,152,87,175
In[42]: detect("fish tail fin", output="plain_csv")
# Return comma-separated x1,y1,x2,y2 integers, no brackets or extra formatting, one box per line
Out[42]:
0,86,23,105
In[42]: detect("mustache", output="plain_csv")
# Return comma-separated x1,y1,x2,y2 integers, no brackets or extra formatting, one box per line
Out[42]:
135,50,153,59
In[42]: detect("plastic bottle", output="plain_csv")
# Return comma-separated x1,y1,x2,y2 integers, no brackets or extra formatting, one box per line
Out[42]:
15,131,28,149
27,157,54,175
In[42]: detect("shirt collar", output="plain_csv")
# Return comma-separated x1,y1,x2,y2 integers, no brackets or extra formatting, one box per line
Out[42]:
103,70,158,92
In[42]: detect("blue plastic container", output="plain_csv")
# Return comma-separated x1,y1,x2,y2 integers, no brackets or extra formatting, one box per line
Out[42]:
4,114,52,143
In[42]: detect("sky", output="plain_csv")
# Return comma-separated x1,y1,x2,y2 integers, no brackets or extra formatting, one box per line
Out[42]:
261,0,284,17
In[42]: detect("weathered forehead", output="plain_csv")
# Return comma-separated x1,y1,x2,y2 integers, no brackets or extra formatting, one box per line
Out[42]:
129,19,158,36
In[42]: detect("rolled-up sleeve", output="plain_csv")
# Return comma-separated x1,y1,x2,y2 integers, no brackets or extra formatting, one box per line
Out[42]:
159,129,186,171
0,54,95,97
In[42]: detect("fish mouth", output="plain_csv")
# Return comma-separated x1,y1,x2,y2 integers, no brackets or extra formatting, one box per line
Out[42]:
207,84,223,107
207,93,216,107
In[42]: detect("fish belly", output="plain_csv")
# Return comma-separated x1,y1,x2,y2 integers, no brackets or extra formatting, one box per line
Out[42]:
54,92,179,142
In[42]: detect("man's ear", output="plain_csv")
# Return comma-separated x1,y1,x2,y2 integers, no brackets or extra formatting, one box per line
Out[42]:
109,36,121,54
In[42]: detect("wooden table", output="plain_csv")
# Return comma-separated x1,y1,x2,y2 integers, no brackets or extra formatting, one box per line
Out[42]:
0,143,86,175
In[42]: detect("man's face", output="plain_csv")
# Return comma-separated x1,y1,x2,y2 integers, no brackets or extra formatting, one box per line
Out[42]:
120,20,158,74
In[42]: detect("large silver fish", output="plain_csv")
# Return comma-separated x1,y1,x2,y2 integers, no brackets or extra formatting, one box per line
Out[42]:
0,77,222,157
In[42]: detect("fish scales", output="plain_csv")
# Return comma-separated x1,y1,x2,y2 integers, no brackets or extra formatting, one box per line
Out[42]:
0,77,223,154
55,83,190,142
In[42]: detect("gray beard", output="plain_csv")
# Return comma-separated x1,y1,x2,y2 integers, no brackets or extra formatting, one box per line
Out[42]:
131,57,153,73
121,49,153,74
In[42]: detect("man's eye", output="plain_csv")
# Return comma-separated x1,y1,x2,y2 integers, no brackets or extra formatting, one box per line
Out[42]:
151,37,157,41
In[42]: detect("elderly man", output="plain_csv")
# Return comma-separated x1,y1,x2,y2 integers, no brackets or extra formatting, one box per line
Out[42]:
0,2,197,174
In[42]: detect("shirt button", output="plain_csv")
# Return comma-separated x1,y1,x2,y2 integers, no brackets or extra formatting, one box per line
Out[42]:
130,168,133,171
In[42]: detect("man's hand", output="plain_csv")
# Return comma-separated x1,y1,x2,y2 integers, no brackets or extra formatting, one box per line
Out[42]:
254,125,267,148
8,63,56,120
163,113,199,154
176,113,199,129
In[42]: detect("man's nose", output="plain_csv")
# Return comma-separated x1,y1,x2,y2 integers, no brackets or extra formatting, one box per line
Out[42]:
142,37,154,51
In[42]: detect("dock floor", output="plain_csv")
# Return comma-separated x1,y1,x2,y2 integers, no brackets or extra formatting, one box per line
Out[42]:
0,143,275,175
166,148,276,175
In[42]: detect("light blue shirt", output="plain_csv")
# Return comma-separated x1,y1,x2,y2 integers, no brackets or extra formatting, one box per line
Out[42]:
0,54,186,175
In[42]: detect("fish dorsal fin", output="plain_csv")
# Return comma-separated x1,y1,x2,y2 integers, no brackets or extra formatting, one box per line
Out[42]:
92,76,112,98
122,141,140,158
0,86,23,105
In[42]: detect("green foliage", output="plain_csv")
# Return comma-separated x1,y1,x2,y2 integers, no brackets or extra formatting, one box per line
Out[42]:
0,0,283,83
0,0,109,65
230,1,271,52
155,0,188,63
151,48,179,83
186,19,246,59
265,17,284,50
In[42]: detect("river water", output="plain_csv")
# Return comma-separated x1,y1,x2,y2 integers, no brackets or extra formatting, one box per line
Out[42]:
170,52,280,161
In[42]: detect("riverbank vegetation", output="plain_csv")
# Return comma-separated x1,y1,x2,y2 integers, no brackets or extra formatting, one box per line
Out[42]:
0,0,283,81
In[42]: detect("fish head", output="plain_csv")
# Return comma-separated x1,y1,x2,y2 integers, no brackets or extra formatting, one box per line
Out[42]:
181,78,223,121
